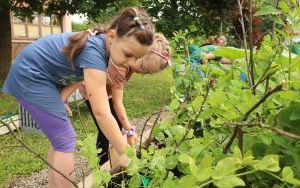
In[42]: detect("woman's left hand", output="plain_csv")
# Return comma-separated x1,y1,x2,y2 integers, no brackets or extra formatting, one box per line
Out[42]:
127,134,138,146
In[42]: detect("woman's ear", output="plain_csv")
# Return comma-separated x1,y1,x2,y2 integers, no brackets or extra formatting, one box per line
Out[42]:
106,30,117,45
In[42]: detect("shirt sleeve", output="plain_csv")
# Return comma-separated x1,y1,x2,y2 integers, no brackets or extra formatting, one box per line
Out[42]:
107,62,130,90
74,36,107,71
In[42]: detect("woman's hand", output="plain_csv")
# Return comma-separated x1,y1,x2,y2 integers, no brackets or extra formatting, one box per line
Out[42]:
118,153,130,167
64,103,73,117
79,83,88,99
127,134,138,146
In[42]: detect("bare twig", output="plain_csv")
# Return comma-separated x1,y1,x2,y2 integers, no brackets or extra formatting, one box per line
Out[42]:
260,123,300,140
271,0,279,38
252,52,278,90
177,83,211,147
249,0,255,94
0,119,78,188
237,0,255,90
225,121,300,140
223,83,284,153
243,84,284,121
0,145,24,150
137,110,164,158
144,110,163,149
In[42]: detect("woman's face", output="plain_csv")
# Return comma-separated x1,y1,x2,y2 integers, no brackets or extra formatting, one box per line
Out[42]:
131,50,168,74
108,33,150,66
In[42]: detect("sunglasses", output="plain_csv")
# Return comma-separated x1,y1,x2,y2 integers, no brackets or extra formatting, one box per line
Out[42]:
140,59,151,74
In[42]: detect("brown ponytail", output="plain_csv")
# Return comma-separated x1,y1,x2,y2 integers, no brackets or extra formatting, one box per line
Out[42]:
62,7,155,68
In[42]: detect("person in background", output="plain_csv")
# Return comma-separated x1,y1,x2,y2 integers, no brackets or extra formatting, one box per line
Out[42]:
188,35,230,65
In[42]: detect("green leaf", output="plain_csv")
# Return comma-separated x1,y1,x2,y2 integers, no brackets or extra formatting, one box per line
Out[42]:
233,146,242,161
279,1,289,13
166,156,178,169
191,96,204,111
254,5,282,16
214,47,246,60
213,176,245,188
172,125,186,143
170,99,181,111
253,155,280,172
197,167,212,182
178,175,196,187
282,166,300,186
278,102,300,134
213,157,241,179
163,177,176,188
189,159,198,177
126,146,135,158
129,174,142,188
178,153,190,163
101,171,111,184
197,154,213,182
190,144,205,158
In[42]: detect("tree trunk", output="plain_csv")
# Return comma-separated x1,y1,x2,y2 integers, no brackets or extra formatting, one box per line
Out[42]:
0,8,12,82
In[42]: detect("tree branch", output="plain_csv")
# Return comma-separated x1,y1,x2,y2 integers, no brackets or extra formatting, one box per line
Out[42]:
0,119,78,188
144,110,163,149
225,121,300,140
223,83,284,153
137,110,165,158
237,0,255,90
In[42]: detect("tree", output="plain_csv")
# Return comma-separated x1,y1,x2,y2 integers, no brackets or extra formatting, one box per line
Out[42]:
0,0,114,81
143,0,238,38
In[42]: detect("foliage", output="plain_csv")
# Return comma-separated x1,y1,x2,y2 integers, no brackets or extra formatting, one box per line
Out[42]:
143,0,238,38
79,1,300,187
72,21,90,32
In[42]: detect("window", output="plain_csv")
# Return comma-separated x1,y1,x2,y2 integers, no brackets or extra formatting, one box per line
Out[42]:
28,13,39,25
11,11,63,39
41,14,51,26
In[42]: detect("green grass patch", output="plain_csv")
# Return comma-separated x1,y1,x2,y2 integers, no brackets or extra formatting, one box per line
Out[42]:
0,133,49,187
124,69,173,118
0,90,18,117
0,69,172,186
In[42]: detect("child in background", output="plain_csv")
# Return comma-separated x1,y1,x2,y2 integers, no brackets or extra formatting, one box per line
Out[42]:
3,7,155,188
189,35,230,65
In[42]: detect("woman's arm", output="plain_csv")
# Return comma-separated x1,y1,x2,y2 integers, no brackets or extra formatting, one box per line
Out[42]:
111,88,137,145
111,88,131,130
60,82,82,102
83,68,129,165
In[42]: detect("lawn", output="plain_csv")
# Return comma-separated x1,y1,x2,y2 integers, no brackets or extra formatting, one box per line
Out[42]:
0,69,172,187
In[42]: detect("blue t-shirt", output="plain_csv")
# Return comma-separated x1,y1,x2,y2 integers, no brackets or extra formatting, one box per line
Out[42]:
2,32,108,120
188,44,219,64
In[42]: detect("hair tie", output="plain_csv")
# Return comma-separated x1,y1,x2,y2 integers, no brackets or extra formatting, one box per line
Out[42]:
133,16,145,30
87,29,97,37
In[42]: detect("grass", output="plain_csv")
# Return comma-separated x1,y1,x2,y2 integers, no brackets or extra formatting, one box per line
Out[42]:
0,69,172,187
124,69,173,118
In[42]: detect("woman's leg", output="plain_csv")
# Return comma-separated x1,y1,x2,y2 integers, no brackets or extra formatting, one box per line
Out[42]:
19,99,76,188
47,146,56,188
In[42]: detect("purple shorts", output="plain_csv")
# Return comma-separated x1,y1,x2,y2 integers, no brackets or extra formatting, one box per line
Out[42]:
19,99,76,153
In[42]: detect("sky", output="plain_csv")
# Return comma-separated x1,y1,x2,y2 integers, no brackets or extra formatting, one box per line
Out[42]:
71,14,88,23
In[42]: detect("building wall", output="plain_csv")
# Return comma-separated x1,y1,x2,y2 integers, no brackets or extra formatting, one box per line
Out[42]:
11,12,72,59
11,40,33,59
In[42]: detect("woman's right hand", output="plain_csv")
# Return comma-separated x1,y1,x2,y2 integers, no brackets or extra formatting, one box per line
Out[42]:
79,83,88,99
118,153,130,167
